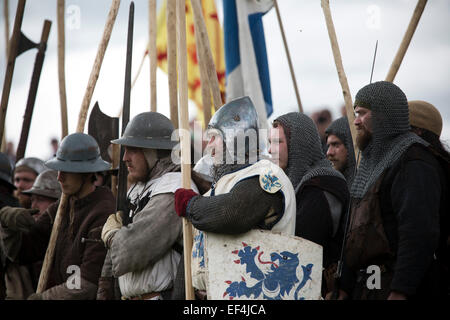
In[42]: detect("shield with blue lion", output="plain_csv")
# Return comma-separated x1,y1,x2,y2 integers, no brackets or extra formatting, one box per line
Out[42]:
205,229,323,300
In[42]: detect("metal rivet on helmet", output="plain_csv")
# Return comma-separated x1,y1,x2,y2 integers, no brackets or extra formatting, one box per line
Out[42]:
45,133,111,173
111,112,178,150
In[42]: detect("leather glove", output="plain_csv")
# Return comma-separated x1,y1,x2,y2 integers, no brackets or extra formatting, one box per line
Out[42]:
27,292,43,300
174,188,198,217
101,212,123,249
0,206,38,232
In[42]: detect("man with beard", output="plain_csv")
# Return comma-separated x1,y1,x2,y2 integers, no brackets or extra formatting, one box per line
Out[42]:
268,112,349,295
13,157,46,209
336,81,442,300
325,117,356,188
0,133,115,299
100,112,200,300
173,96,296,299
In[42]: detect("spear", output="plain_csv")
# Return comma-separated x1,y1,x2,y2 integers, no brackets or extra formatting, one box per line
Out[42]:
149,0,157,111
167,0,179,128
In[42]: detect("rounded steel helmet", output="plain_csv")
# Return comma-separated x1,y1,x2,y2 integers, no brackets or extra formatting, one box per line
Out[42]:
45,133,111,173
0,152,15,189
111,112,177,150
15,157,46,175
22,169,61,199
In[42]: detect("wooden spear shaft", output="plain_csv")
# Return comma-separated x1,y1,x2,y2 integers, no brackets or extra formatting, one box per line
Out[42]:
385,0,427,82
321,0,358,160
57,0,68,139
76,0,121,133
149,0,157,111
190,0,222,110
176,0,195,300
167,0,179,129
273,0,303,113
37,0,121,294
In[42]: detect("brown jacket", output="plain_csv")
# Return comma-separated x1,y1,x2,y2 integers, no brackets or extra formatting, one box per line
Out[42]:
18,186,115,299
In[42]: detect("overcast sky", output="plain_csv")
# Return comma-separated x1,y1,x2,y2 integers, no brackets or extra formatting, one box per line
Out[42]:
0,0,449,160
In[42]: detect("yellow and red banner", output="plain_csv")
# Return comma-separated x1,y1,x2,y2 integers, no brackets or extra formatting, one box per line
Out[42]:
156,0,226,123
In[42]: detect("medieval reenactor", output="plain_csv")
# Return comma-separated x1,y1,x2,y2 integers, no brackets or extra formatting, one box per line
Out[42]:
338,81,443,300
173,96,297,299
325,116,356,188
269,112,349,295
2,169,61,299
0,133,115,299
100,112,200,300
13,157,46,209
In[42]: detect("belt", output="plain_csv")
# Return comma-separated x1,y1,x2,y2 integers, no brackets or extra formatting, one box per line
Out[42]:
122,292,161,300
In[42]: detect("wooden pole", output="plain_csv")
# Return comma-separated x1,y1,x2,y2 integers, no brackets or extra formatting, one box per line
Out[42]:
76,0,121,133
192,1,212,126
37,0,121,294
385,0,427,82
176,0,195,300
321,0,358,160
1,0,10,153
149,0,157,111
57,0,68,139
190,0,222,110
273,0,303,113
167,0,179,128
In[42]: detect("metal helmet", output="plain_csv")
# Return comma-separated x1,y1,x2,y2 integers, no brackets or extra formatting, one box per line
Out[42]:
22,169,61,199
111,112,177,150
207,96,259,163
45,133,111,173
15,157,46,175
0,152,15,189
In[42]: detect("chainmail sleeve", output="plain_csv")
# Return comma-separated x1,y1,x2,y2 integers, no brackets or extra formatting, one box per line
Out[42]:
186,176,284,234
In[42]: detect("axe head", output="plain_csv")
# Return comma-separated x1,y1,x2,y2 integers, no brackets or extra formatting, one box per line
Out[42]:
88,102,119,164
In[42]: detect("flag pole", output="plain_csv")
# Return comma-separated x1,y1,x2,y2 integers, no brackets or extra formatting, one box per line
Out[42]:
177,0,195,300
273,0,303,113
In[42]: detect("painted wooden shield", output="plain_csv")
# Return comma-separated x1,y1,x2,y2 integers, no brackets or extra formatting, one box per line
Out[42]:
206,229,323,300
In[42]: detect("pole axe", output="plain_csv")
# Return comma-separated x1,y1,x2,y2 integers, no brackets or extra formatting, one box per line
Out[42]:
149,0,157,112
385,0,427,82
116,1,134,226
37,0,122,294
16,20,52,162
177,0,195,300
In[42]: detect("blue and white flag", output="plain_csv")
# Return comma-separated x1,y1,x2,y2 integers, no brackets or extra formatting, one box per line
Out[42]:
223,0,273,129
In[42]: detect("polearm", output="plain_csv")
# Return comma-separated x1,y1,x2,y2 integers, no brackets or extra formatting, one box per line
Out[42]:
1,0,9,152
190,0,223,111
273,0,303,113
16,20,52,161
177,0,195,300
149,0,157,112
385,0,427,82
37,0,121,294
57,0,68,139
0,0,26,145
117,2,134,226
167,0,179,128
321,0,358,161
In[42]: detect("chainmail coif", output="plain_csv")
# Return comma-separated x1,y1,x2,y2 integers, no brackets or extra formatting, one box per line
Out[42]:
351,81,428,199
325,116,356,188
274,112,344,192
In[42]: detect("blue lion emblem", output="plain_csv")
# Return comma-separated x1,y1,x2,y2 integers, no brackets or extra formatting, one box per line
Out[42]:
223,243,313,300
192,232,205,267
261,171,282,192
